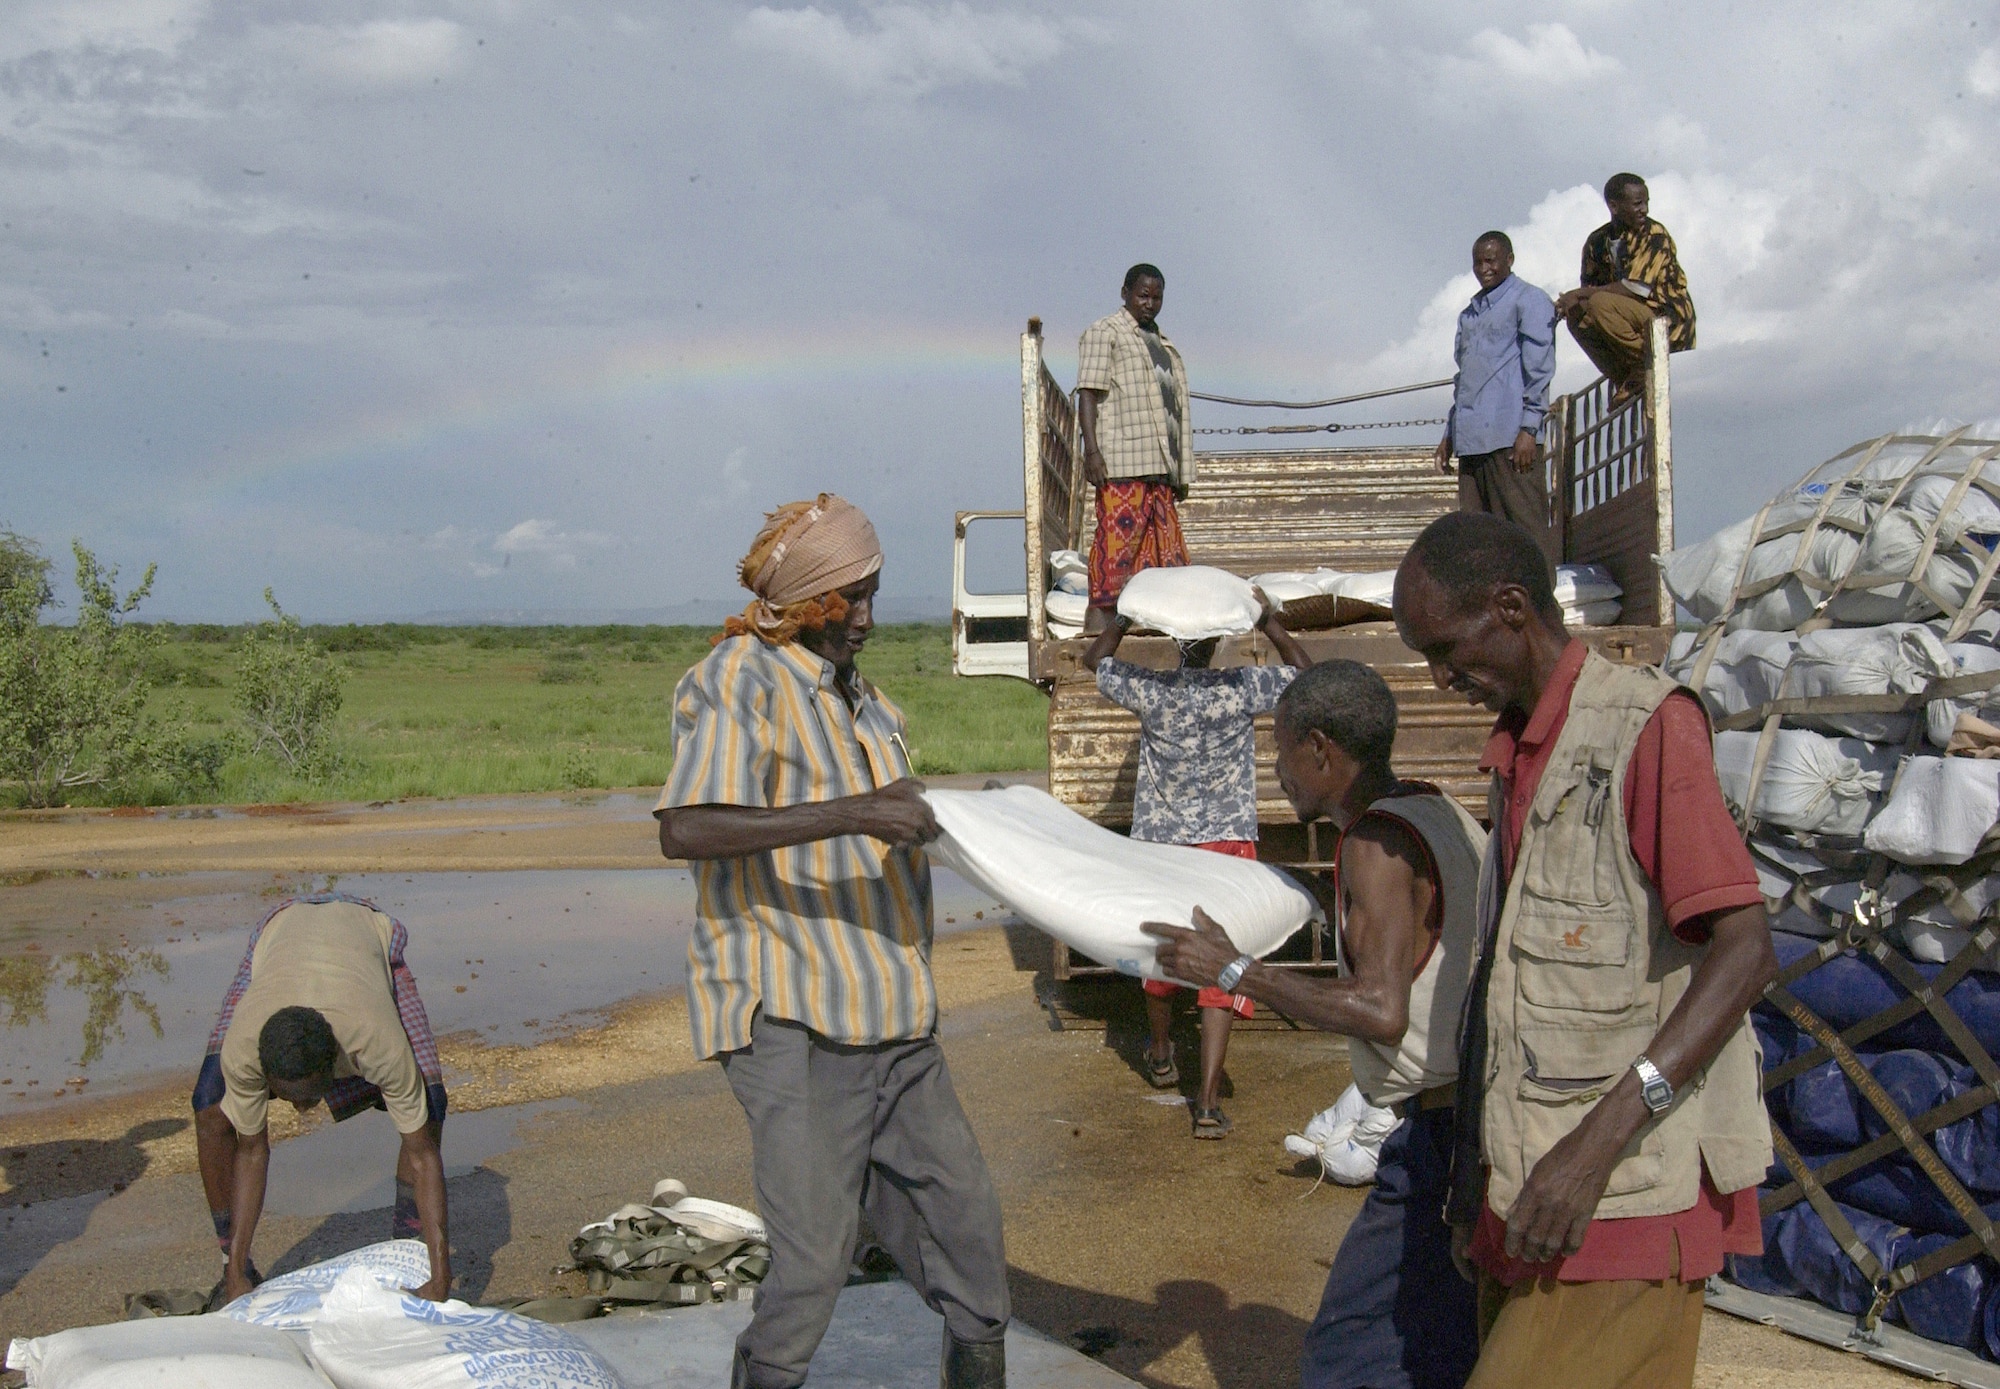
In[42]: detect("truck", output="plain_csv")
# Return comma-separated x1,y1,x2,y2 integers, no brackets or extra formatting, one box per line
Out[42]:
951,316,1680,979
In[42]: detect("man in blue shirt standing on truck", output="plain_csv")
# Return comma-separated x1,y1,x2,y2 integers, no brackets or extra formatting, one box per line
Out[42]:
1434,231,1559,565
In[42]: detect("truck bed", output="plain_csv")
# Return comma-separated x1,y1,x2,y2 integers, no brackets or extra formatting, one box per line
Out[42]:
1045,624,1674,833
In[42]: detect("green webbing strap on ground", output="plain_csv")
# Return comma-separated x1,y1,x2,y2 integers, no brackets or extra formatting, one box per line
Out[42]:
568,1209,772,1307
123,1288,212,1319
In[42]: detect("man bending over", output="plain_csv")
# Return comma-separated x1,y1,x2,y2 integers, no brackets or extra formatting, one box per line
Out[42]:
1147,660,1486,1388
194,894,450,1303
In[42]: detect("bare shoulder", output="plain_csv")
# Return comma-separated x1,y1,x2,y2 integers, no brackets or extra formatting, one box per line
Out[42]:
1340,813,1426,879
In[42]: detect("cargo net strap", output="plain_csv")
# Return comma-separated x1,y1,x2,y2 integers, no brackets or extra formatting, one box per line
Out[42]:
1687,429,2000,702
1760,873,2000,1329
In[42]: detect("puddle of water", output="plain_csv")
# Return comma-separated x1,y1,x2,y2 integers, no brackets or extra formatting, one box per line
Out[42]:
264,1097,582,1217
0,868,1014,1116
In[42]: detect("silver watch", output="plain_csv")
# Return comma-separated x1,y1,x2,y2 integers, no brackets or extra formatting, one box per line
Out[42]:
1633,1055,1674,1115
1216,954,1254,993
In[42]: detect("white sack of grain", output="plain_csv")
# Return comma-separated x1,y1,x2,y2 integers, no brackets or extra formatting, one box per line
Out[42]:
1713,729,1897,836
1554,563,1623,606
1249,573,1325,604
1864,756,2000,866
1785,625,1957,742
1045,589,1089,629
923,785,1316,982
1562,599,1623,628
1327,570,1398,609
1116,565,1263,640
6,1319,329,1389
1666,630,1799,720
1662,498,1868,633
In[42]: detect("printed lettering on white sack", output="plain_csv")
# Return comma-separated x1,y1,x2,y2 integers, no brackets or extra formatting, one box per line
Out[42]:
1116,565,1262,640
307,1268,623,1389
224,1239,434,1330
6,1317,330,1389
923,786,1316,982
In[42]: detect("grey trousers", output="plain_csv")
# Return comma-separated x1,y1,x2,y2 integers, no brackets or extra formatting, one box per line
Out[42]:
721,1012,1010,1388
1457,448,1560,566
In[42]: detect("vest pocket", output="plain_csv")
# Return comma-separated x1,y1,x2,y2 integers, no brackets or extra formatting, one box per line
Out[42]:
1519,763,1619,909
1515,1021,1666,1197
1511,912,1637,1013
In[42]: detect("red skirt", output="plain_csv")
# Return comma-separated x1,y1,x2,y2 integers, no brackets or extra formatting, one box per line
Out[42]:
1089,479,1189,609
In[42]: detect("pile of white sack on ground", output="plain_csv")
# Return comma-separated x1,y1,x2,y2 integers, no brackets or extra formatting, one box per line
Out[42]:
1284,1083,1400,1186
6,1241,626,1389
1664,425,2000,1352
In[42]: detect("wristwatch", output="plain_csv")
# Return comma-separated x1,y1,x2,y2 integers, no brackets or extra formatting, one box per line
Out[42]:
1216,954,1255,993
1633,1055,1674,1115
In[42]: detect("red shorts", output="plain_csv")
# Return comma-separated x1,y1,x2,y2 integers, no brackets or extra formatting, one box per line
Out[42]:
1143,840,1256,1017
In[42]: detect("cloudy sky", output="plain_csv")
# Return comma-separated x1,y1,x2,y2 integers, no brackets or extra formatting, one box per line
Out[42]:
3,1,1995,621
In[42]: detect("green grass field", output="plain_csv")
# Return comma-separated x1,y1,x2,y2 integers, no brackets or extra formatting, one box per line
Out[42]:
111,622,1047,806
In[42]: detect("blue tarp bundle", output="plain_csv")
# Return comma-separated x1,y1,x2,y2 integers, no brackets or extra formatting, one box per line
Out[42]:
1764,932,2000,1063
1746,932,2000,1360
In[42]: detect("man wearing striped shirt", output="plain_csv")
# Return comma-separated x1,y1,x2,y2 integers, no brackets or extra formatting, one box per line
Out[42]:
656,495,1009,1389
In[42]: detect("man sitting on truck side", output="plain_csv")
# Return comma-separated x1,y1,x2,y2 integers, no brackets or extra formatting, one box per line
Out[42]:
1435,230,1559,567
1394,512,1772,1389
1081,591,1310,1137
1145,660,1486,1389
1077,263,1195,635
1554,173,1696,402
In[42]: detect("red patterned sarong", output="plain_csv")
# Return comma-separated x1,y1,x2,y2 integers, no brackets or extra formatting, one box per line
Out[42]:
1088,479,1189,609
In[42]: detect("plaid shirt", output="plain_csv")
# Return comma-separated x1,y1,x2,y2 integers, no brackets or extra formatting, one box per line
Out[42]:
660,635,934,1060
205,893,442,1126
1078,308,1194,487
1581,217,1696,351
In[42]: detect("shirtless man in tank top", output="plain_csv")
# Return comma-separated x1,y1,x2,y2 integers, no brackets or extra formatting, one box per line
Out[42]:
1146,659,1486,1389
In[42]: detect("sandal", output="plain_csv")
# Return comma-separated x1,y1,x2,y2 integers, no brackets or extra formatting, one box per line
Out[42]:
1192,1106,1233,1140
1144,1048,1179,1089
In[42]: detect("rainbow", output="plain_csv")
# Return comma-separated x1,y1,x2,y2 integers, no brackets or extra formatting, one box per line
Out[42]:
191,320,1024,498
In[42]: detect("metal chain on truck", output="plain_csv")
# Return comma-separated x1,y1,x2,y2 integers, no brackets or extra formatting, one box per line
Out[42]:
1194,416,1446,436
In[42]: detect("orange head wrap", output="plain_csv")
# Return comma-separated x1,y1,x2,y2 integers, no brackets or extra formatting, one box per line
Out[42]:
717,494,883,645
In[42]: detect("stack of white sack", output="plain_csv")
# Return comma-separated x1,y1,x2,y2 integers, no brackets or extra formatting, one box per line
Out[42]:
1661,434,2000,634
1247,570,1325,605
1116,565,1264,640
7,1240,625,1389
1554,563,1622,627
922,785,1317,981
1712,729,1899,837
1045,548,1089,637
1322,570,1397,609
1283,1083,1401,1186
1667,425,2000,993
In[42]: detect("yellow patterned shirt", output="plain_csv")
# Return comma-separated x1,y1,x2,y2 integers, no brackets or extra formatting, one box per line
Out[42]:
659,636,934,1059
1581,217,1697,351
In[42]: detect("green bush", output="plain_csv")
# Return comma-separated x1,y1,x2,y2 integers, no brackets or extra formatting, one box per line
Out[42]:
235,590,347,775
0,538,161,806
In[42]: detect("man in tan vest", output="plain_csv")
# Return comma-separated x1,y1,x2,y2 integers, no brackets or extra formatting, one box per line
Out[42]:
1391,512,1776,1389
1145,658,1486,1389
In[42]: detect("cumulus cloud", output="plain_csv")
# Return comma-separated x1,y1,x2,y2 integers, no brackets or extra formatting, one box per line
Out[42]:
492,519,615,573
738,3,1083,96
1457,22,1620,85
271,19,467,87
1971,47,1999,98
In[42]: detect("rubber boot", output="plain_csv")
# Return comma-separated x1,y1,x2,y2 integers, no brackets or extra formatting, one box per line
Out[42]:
941,1326,1006,1389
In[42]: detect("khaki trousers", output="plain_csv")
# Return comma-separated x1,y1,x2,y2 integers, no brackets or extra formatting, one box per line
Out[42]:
1467,1274,1705,1389
1456,449,1559,567
1565,289,1657,389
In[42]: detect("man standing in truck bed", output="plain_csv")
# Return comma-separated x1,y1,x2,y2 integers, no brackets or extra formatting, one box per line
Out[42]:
1077,263,1194,634
1436,231,1559,566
